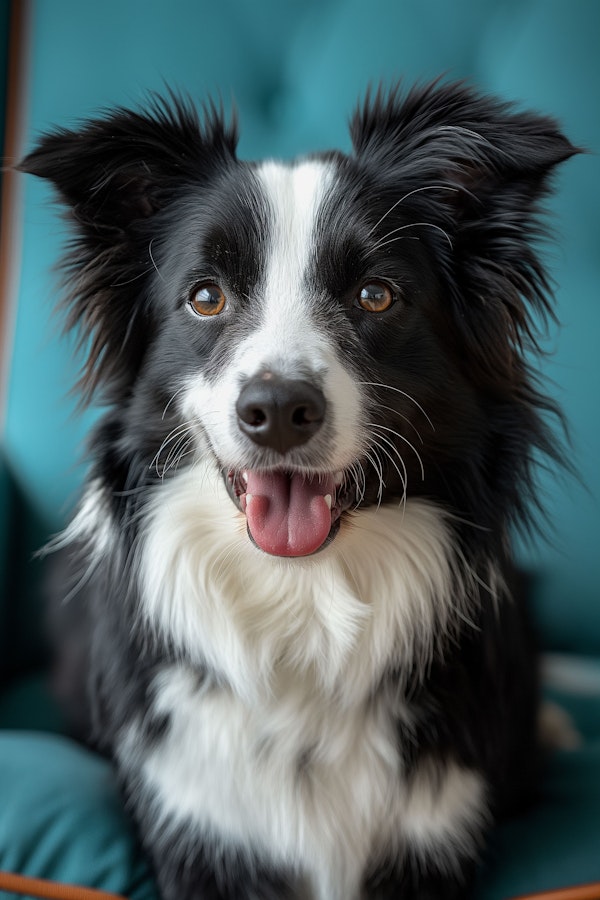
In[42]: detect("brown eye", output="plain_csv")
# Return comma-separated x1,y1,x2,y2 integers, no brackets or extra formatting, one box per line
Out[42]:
357,281,394,313
189,282,227,317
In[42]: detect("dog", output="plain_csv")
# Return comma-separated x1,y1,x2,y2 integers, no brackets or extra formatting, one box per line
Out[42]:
20,80,577,899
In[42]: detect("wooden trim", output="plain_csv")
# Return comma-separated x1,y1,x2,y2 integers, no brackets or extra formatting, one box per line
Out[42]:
512,883,600,900
0,871,127,900
2,871,599,900
0,0,31,427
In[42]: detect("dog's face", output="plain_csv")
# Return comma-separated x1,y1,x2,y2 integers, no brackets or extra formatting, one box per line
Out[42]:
149,155,451,556
155,159,368,556
19,85,576,555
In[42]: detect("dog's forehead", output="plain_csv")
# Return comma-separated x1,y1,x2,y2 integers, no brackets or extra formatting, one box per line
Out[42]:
253,158,336,282
226,159,339,371
254,159,335,228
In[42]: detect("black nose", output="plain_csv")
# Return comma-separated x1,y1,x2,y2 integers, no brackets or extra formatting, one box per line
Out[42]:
236,373,326,454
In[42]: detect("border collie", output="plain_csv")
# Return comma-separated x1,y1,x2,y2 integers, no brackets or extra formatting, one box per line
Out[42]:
20,80,577,900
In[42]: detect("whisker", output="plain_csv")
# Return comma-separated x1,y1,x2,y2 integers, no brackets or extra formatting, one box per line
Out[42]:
360,381,435,431
349,461,367,508
364,450,385,508
366,184,459,238
368,434,408,512
164,427,194,464
369,422,426,481
371,221,453,253
369,433,408,489
148,238,166,283
151,424,192,466
163,434,195,476
368,398,425,445
151,421,198,477
110,266,155,288
162,386,187,421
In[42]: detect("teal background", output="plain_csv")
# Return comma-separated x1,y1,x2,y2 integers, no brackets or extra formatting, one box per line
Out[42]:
1,3,600,897
4,0,599,652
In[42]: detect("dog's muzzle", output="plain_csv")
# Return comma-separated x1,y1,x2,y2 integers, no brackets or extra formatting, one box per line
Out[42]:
225,372,355,557
236,372,326,456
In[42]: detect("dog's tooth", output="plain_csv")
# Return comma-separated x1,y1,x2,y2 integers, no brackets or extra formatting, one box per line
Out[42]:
324,494,332,510
334,471,343,486
241,471,248,485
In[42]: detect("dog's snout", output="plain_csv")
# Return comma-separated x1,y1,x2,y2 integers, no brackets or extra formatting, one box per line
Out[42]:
236,373,326,454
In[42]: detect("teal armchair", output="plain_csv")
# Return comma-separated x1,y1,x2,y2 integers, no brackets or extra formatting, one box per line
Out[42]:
2,1,599,897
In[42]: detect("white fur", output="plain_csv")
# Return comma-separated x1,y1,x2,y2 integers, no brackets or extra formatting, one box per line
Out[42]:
181,160,365,474
119,664,486,900
47,479,120,602
51,478,115,560
112,461,488,899
137,460,469,703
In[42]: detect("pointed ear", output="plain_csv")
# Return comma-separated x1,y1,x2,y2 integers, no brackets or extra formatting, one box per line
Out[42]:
350,80,577,191
350,81,580,381
18,94,238,232
17,95,238,403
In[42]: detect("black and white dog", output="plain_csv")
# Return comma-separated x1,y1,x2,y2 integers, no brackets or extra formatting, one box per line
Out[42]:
21,80,576,899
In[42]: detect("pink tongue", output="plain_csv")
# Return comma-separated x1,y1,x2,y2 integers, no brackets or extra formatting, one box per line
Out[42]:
244,471,334,557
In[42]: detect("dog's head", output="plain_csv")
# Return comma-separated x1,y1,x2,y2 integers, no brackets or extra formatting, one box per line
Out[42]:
20,82,576,556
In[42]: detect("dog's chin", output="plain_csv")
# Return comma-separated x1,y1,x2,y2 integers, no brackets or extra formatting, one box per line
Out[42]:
224,468,356,558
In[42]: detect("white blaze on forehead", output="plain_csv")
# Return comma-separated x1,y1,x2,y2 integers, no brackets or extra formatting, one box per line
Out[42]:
257,159,333,292
250,159,334,370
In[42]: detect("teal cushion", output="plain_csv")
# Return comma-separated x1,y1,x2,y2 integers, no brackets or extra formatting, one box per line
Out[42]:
478,742,600,898
477,678,600,896
1,728,599,900
0,732,158,900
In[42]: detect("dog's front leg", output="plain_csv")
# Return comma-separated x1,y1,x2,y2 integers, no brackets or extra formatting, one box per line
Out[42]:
150,834,297,900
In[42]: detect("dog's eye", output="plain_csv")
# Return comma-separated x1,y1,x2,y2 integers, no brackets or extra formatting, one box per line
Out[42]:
189,283,227,317
357,282,394,313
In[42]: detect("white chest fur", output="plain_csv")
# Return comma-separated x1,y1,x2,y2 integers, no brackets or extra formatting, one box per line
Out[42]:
122,665,485,900
136,666,402,900
112,465,487,898
136,463,466,701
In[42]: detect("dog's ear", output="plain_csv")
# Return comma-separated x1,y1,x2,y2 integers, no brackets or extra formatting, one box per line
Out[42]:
350,80,579,380
19,94,238,232
350,81,576,183
18,95,238,402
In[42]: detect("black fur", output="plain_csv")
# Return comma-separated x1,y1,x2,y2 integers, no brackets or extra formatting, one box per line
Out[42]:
22,80,578,899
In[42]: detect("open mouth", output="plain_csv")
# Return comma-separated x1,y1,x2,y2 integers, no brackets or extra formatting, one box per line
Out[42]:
225,468,356,557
